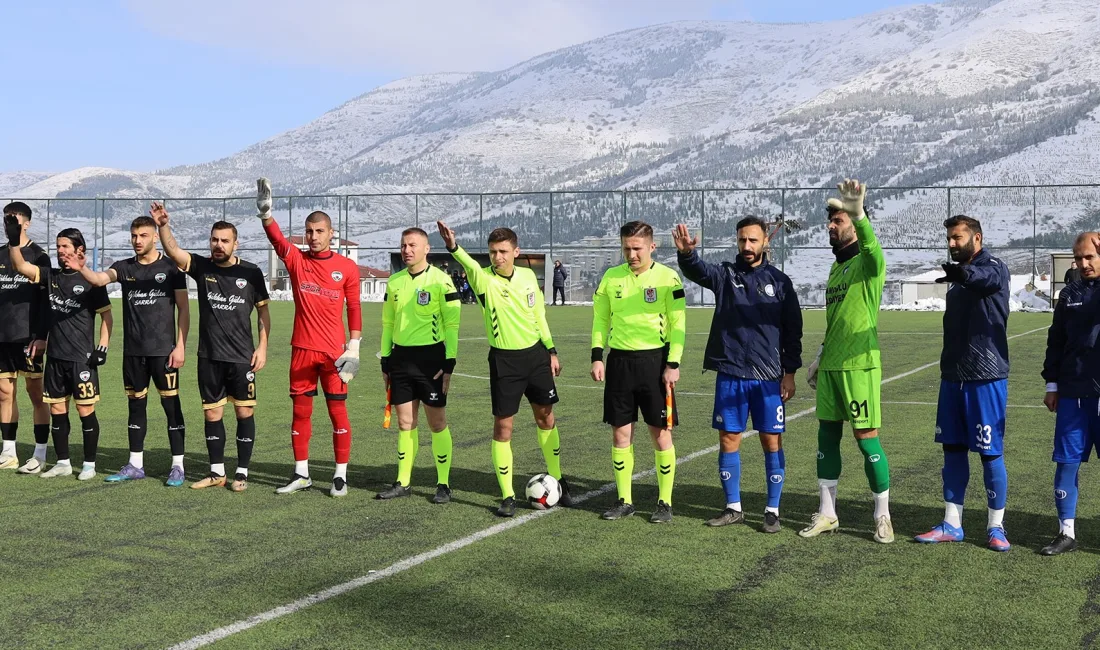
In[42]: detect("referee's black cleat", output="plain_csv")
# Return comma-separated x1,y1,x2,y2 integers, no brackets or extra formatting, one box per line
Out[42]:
601,498,636,520
558,478,574,507
376,482,412,500
495,496,516,517
1040,532,1078,556
432,483,452,504
704,507,744,527
650,500,673,524
762,511,782,534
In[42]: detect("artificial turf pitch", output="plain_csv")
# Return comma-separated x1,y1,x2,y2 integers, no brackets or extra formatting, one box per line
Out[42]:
0,302,1094,649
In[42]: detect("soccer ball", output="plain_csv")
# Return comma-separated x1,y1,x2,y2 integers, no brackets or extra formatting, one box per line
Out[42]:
525,473,561,510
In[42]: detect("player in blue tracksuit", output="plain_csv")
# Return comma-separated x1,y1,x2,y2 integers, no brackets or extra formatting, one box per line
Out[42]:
673,216,802,533
1040,231,1100,556
914,216,1012,551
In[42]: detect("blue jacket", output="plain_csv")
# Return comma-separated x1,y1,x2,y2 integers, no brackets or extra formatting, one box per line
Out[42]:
941,248,1011,382
1043,278,1100,398
677,250,802,381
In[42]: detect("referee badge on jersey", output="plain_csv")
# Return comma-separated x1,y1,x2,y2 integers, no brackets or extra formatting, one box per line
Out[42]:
643,287,657,303
331,270,344,282
155,272,166,283
235,278,247,289
79,371,90,382
417,291,431,305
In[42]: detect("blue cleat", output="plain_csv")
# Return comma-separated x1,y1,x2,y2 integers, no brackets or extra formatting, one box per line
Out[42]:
105,463,146,483
914,521,964,544
987,526,1011,552
165,466,185,487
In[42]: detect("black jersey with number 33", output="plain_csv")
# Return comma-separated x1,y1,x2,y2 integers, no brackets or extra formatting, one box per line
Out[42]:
184,256,269,364
35,267,111,363
110,254,187,357
0,242,50,343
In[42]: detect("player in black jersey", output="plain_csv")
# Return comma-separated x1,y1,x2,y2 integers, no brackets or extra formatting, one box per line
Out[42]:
0,203,51,473
63,215,190,486
6,220,113,481
153,203,271,492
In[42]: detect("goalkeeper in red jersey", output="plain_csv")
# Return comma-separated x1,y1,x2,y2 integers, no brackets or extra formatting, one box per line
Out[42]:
256,179,363,497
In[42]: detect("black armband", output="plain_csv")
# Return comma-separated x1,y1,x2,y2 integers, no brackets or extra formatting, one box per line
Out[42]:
591,347,604,363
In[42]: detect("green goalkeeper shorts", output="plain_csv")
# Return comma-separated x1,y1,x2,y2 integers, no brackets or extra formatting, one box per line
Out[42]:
816,368,882,429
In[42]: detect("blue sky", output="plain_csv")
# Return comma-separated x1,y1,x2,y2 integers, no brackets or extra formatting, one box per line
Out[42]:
1,0,925,173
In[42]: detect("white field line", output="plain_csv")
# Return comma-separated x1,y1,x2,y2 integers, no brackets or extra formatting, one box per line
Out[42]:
168,325,1047,650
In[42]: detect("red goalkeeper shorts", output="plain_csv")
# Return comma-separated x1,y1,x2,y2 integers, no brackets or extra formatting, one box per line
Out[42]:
289,347,347,399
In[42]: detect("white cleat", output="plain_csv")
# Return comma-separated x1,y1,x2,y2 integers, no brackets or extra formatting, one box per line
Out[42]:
275,474,313,495
17,457,45,474
874,516,895,544
329,477,348,498
798,512,840,538
0,453,20,469
77,464,97,481
41,463,74,479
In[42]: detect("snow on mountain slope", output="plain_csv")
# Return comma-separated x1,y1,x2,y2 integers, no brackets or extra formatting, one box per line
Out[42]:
0,172,53,197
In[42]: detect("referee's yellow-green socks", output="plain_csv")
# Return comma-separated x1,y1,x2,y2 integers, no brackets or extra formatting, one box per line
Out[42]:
655,446,676,505
537,426,562,480
396,428,418,486
432,427,452,487
612,445,634,504
491,439,514,499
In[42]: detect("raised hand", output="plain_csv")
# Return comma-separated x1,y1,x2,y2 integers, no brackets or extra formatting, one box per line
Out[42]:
672,224,698,254
59,247,87,270
836,178,867,220
437,221,457,250
3,214,21,246
256,178,272,218
934,263,966,284
150,202,169,226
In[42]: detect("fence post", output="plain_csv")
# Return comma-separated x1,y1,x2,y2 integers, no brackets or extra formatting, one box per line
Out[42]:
222,198,227,222
548,191,554,262
46,199,50,245
699,189,706,306
621,191,627,225
478,194,484,252
780,188,787,274
1032,185,1038,285
415,194,419,227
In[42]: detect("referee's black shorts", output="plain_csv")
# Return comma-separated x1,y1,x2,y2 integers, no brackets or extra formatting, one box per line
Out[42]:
388,342,448,408
603,348,677,429
488,344,558,418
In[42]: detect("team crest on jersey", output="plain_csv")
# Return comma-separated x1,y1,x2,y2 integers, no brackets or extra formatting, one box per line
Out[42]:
528,292,536,307
331,270,343,282
417,291,431,305
764,284,775,297
235,278,247,289
73,284,85,295
246,371,256,382
79,371,90,382
643,287,657,303
155,272,166,283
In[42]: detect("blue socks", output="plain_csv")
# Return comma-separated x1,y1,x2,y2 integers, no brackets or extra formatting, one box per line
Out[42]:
1055,462,1080,521
981,455,1008,511
764,449,785,511
942,448,969,506
719,451,741,507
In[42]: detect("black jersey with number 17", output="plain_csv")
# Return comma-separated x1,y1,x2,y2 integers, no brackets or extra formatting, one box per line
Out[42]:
110,254,187,357
184,256,269,364
35,267,112,363
0,242,51,343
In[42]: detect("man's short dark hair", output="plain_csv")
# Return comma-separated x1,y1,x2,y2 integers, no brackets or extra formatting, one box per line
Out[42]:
487,227,518,247
736,215,768,234
3,202,31,220
305,211,331,227
57,228,86,252
131,216,157,230
211,221,238,240
620,221,654,239
944,214,982,237
401,227,429,239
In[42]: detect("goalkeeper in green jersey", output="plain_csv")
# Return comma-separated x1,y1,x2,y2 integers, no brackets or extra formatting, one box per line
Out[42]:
799,179,894,544
592,221,687,524
378,227,461,505
436,220,572,517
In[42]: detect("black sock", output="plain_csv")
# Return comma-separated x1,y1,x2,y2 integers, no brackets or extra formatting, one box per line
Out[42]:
127,398,148,453
33,423,49,445
0,421,13,441
205,419,226,467
79,412,100,463
235,416,255,470
162,396,185,456
51,412,71,461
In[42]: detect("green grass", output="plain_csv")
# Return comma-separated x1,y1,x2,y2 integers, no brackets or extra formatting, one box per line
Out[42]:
1,303,1095,649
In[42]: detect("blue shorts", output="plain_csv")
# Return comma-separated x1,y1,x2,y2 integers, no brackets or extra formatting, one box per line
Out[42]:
934,379,1007,455
712,373,784,435
1054,397,1100,463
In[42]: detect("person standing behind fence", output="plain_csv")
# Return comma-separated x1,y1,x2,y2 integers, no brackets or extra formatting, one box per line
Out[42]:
553,260,568,306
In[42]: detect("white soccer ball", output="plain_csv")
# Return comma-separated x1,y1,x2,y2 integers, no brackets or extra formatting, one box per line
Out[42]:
525,473,561,510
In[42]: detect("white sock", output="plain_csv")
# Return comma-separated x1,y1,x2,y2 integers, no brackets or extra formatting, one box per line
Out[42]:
944,502,963,528
2,439,15,455
55,458,71,467
236,467,249,477
129,451,143,468
171,454,184,469
765,506,779,516
210,462,225,476
1061,518,1076,539
295,460,309,477
82,461,95,472
818,479,838,519
334,462,347,481
873,489,890,520
727,501,742,512
987,507,1005,530
33,443,47,460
